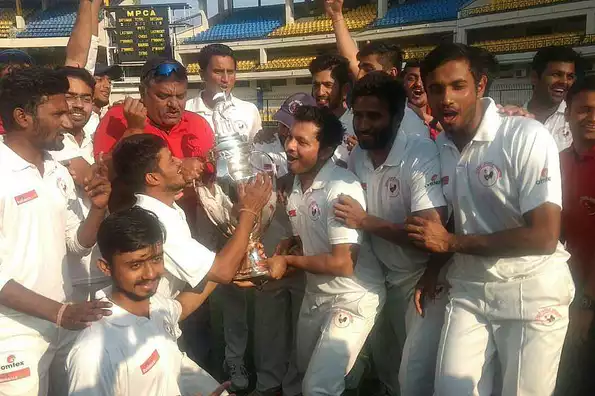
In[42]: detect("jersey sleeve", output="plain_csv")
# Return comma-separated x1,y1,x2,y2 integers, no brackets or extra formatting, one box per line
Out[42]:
84,35,99,74
514,122,563,215
408,140,448,213
93,107,127,159
64,169,92,255
67,340,120,396
163,234,216,289
327,180,364,246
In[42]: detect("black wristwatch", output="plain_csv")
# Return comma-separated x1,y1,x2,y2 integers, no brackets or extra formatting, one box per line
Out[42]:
579,295,595,311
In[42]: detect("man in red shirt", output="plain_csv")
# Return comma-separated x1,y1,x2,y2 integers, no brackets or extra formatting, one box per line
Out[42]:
93,57,214,160
556,75,595,396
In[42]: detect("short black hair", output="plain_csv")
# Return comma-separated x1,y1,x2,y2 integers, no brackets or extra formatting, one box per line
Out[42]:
421,43,497,89
566,74,595,108
55,66,96,92
198,43,237,71
309,54,350,88
358,42,403,72
97,206,165,265
112,134,168,193
531,46,586,78
352,71,407,118
0,66,69,131
293,105,344,150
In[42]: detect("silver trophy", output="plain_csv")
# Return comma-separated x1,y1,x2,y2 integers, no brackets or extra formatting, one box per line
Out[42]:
195,93,277,280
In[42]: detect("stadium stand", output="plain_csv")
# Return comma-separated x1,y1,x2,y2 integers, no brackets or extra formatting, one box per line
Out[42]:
269,4,375,38
373,0,468,28
256,55,316,71
186,59,258,74
184,6,283,43
16,4,77,38
472,32,582,53
403,45,436,60
260,108,280,122
461,0,572,18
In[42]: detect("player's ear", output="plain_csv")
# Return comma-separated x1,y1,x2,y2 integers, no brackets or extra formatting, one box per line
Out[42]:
97,258,112,277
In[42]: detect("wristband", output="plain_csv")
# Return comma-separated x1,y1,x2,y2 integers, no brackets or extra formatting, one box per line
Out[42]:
239,208,259,220
56,303,70,328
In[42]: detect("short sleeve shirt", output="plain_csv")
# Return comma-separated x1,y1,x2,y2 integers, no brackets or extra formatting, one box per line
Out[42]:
437,98,570,282
134,194,216,297
67,289,186,396
349,131,446,277
93,106,215,159
524,100,573,152
287,160,384,295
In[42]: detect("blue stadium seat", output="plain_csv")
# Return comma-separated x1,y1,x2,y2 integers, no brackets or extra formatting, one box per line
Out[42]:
373,0,468,27
16,4,77,38
184,6,283,44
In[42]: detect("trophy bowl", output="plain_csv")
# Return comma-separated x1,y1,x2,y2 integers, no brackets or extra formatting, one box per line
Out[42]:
195,94,277,281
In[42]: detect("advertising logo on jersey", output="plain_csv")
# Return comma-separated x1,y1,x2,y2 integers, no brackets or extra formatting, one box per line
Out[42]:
385,177,400,197
0,354,30,384
536,168,552,185
308,201,321,221
476,162,501,187
425,174,442,188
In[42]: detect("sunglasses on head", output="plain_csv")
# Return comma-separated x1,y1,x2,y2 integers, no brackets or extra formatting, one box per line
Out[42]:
143,62,183,80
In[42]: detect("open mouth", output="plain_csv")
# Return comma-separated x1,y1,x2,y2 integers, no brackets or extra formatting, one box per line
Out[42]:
441,109,459,124
550,87,567,99
70,111,86,120
138,279,158,292
411,88,424,97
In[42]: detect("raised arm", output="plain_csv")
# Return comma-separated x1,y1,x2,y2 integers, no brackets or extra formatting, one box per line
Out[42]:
175,281,218,321
324,0,359,79
65,0,102,67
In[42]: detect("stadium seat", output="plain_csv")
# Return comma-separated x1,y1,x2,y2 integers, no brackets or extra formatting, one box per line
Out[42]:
184,6,283,44
462,0,571,17
472,32,582,54
16,5,77,38
256,55,316,71
269,4,376,38
186,59,257,74
373,0,468,28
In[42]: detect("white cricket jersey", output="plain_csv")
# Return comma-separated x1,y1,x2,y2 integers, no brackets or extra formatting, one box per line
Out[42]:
49,131,107,289
349,130,447,276
437,98,570,282
135,194,216,298
287,160,384,295
253,135,288,178
186,91,262,142
523,100,572,152
332,108,355,164
67,288,186,396
401,105,430,139
0,142,87,330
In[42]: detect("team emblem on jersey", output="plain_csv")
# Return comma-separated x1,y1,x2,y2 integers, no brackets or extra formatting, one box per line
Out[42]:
308,201,321,221
333,310,352,329
56,177,68,197
580,196,595,216
535,307,562,326
385,177,400,197
476,162,501,188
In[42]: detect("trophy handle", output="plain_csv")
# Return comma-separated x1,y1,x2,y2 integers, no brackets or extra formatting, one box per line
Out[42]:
249,150,278,179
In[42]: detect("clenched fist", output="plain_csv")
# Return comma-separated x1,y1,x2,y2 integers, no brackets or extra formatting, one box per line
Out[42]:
123,96,147,131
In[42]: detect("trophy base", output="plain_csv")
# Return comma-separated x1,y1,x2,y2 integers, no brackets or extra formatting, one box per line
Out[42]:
232,241,271,281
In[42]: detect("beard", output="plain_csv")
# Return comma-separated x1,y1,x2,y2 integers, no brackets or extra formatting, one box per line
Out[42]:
357,120,398,151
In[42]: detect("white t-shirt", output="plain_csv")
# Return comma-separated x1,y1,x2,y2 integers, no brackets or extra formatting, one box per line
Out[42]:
437,98,570,282
523,100,572,152
287,160,384,295
134,194,216,297
349,130,446,277
332,108,355,164
186,91,262,142
0,143,88,332
67,289,186,396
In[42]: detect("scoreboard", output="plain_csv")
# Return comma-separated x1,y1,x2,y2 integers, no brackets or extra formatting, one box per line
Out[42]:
114,6,171,63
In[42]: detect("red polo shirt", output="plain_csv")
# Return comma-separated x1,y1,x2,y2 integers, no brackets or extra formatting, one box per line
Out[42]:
560,145,595,285
93,105,214,159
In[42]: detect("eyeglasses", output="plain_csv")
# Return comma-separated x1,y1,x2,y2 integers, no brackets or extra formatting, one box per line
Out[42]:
143,62,182,80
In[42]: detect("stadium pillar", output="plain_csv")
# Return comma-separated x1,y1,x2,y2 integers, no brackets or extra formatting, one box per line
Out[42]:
377,0,387,20
587,9,595,34
455,28,467,44
259,47,268,64
218,0,225,16
285,0,294,24
15,0,25,29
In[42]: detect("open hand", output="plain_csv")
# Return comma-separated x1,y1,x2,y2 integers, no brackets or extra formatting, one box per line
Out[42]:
405,216,453,253
497,104,535,118
181,157,206,186
60,300,113,330
334,194,367,229
195,381,234,396
238,173,273,214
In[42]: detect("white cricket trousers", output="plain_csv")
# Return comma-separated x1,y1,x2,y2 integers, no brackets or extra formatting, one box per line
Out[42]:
434,265,575,396
296,288,385,396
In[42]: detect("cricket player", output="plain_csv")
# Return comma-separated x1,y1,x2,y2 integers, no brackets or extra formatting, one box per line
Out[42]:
335,71,448,396
0,67,112,395
67,207,231,396
405,43,574,396
524,46,586,152
265,105,386,395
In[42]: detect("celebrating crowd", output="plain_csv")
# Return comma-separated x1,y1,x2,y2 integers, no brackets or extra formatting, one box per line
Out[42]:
0,0,594,396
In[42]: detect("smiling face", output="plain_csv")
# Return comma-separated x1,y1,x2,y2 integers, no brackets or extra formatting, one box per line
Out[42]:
142,79,187,129
533,61,576,106
352,95,393,150
425,59,486,136
152,147,185,193
311,69,344,111
65,76,93,131
98,243,165,301
403,66,427,109
567,89,595,146
94,75,112,107
285,120,327,175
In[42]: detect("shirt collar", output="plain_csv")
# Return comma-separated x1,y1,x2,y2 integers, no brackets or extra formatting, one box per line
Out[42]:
293,158,336,193
523,100,567,117
135,193,182,216
195,90,237,114
472,97,501,142
95,286,159,328
0,142,58,173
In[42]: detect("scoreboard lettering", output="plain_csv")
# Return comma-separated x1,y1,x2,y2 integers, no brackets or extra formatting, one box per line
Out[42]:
114,6,171,63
